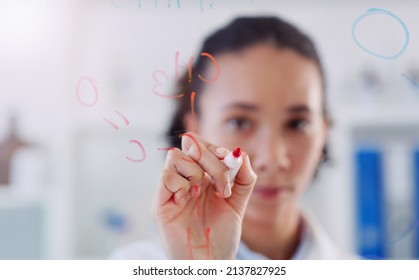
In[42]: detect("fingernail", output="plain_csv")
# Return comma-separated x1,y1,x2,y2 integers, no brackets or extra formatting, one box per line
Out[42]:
186,143,197,158
216,147,229,156
223,182,231,197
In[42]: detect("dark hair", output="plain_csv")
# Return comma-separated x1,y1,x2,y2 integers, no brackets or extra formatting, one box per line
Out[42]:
167,16,331,163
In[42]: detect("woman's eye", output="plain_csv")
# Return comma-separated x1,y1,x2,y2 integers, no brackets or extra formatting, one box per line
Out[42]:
226,117,252,131
286,118,309,131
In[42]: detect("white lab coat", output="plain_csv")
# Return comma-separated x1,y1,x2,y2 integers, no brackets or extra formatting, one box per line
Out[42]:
109,211,357,260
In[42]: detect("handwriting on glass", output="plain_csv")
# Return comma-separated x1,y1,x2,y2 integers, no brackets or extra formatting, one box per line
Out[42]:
351,8,418,89
110,0,251,12
154,51,220,155
186,184,212,259
76,75,146,163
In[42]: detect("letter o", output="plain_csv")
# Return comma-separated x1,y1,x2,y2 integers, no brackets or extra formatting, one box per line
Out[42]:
351,8,409,60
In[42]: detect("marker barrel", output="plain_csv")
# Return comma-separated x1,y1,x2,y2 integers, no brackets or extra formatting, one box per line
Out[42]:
223,148,243,182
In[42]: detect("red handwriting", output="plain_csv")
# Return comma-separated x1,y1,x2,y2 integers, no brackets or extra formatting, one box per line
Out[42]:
76,75,99,107
192,184,201,219
126,139,147,162
152,70,184,98
197,52,220,83
175,51,194,83
76,76,146,163
190,91,196,117
103,110,130,129
154,51,219,156
186,183,212,260
187,226,211,259
152,51,220,99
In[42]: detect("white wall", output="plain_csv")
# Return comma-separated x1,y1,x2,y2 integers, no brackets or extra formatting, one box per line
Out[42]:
1,0,419,259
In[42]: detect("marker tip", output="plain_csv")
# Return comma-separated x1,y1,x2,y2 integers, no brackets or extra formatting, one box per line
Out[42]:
232,147,241,158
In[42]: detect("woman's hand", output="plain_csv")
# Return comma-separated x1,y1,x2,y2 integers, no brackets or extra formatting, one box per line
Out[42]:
152,132,257,259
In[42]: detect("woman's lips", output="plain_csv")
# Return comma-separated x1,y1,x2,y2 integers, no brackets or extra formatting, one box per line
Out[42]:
253,186,290,198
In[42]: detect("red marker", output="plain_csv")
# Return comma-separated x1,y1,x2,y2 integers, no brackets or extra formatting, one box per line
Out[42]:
223,147,243,182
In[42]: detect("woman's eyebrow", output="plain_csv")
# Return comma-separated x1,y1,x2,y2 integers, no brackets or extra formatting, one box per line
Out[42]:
287,105,312,114
223,102,260,111
224,103,312,114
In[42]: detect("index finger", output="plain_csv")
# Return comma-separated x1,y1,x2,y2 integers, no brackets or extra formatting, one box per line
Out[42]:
180,132,232,197
180,132,230,161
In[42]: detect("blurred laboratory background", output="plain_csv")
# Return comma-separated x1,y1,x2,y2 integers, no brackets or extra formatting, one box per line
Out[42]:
1,0,419,259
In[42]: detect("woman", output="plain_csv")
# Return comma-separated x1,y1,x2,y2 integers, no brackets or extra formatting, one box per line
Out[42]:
112,16,355,260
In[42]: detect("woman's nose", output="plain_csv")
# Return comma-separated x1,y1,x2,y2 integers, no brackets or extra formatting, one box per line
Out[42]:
251,133,291,173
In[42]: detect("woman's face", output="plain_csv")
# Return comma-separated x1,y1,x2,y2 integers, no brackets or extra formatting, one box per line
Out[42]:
187,44,329,222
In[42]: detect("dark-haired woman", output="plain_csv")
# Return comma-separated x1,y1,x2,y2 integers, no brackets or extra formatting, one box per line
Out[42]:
111,16,357,260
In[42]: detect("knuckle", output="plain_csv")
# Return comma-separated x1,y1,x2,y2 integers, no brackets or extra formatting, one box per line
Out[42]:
197,168,205,179
206,143,219,154
166,148,181,159
189,168,205,182
220,164,229,174
214,168,229,181
166,148,186,164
